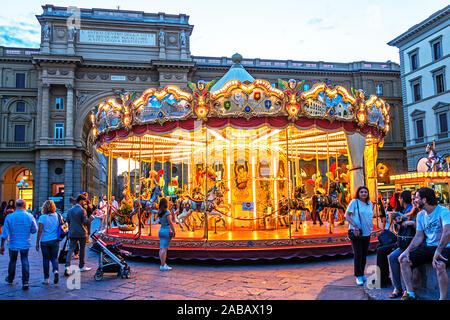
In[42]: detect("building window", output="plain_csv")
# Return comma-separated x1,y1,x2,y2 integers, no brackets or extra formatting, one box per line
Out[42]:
415,119,424,139
413,83,421,101
376,84,383,96
431,38,442,61
16,102,25,112
14,125,26,142
410,52,418,71
431,67,446,95
55,97,64,110
15,73,25,88
54,123,64,139
439,113,448,133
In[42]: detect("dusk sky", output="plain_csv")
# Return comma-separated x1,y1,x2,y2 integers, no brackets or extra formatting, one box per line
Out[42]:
1,0,449,63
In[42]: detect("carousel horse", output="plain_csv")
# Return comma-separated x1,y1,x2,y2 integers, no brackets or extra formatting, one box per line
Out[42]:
291,185,311,230
131,183,163,227
426,144,449,172
203,186,227,231
311,182,347,231
278,196,292,227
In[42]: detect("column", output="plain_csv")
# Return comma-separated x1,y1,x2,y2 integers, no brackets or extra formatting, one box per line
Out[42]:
73,159,82,196
66,84,74,141
364,140,378,202
64,159,73,213
41,84,50,141
345,132,366,198
33,157,40,212
38,159,49,209
36,83,42,142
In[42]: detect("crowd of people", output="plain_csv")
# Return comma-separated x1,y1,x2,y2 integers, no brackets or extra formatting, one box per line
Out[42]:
0,186,448,299
0,192,105,289
346,186,449,300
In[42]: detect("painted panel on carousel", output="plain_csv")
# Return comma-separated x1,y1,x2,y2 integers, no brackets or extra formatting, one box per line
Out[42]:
134,86,193,122
210,80,284,117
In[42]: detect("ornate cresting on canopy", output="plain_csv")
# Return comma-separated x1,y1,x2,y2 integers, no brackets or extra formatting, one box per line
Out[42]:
91,79,391,146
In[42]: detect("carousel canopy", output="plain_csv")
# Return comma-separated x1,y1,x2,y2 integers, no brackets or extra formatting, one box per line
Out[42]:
91,55,391,162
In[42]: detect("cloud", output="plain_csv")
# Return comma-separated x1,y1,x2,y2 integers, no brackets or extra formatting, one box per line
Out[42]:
0,23,40,48
308,18,323,25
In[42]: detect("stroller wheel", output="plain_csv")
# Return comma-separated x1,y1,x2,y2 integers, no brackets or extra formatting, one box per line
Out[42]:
124,267,131,279
94,270,103,281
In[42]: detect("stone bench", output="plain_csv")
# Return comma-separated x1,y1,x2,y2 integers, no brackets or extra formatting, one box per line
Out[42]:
412,263,450,300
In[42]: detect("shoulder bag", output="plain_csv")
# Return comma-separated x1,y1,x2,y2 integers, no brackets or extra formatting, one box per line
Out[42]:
58,237,69,264
57,213,69,241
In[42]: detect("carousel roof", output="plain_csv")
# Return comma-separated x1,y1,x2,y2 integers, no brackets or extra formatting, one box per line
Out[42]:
210,53,255,92
90,54,391,161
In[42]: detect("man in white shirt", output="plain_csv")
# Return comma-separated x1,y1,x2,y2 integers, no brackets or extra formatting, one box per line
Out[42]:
398,187,450,300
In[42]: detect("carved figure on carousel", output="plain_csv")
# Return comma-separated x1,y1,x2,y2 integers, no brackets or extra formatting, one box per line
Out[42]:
187,80,216,119
278,79,305,118
426,143,449,172
291,184,311,230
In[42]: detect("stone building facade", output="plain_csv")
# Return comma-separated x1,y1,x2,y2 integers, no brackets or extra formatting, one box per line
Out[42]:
0,4,406,212
388,5,450,171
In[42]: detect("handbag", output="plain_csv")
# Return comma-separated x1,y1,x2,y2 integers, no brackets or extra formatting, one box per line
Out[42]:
377,213,397,246
58,238,69,264
57,213,69,241
348,200,363,240
397,223,415,249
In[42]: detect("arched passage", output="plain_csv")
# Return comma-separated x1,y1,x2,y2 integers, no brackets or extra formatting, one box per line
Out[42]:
1,166,34,209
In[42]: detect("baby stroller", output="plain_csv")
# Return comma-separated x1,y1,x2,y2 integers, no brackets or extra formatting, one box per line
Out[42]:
91,231,131,281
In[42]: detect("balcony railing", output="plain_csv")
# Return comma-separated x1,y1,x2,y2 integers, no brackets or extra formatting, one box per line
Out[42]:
4,142,31,148
49,139,65,145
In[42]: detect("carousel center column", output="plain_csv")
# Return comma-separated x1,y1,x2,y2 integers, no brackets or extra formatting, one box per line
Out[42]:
345,132,366,197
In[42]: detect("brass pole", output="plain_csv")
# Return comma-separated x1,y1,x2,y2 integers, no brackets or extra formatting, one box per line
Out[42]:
204,126,209,240
286,126,292,241
138,137,142,237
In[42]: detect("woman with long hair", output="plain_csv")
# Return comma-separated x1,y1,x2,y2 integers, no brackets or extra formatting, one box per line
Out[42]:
36,200,60,285
5,199,15,215
345,186,374,286
158,197,175,271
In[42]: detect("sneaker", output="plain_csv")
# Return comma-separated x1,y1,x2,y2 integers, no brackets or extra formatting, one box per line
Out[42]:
401,292,416,300
53,271,59,284
5,277,13,285
64,267,71,277
80,267,92,272
22,282,29,290
355,276,364,286
42,279,50,285
362,275,367,282
160,264,172,271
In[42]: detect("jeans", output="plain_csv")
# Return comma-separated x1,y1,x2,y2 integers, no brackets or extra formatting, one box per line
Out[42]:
376,243,397,286
41,240,59,279
66,237,86,269
350,236,371,277
7,249,30,284
388,247,405,291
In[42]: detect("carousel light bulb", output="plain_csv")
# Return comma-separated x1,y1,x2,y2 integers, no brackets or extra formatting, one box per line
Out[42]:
93,127,97,136
90,112,95,124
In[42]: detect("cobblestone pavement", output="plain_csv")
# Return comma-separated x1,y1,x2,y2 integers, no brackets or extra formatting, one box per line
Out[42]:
0,219,375,300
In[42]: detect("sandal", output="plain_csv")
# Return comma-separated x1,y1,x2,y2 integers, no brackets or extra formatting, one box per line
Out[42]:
389,289,403,298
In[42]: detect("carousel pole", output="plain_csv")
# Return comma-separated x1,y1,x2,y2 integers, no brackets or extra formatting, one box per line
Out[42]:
373,139,379,229
286,126,292,241
204,126,209,241
138,137,142,237
107,149,112,230
327,133,333,234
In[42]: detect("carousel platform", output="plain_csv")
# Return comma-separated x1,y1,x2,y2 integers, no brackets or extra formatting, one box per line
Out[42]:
98,220,382,261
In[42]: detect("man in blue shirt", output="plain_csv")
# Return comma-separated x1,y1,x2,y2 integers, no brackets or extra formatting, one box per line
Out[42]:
0,199,37,290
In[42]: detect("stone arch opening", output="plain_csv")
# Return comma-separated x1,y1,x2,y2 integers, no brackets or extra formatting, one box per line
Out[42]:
1,166,34,209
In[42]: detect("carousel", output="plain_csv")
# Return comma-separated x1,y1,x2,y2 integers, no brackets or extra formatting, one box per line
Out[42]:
91,54,391,260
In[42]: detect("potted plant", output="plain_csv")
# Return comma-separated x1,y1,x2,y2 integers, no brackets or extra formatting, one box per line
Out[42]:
116,201,135,231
